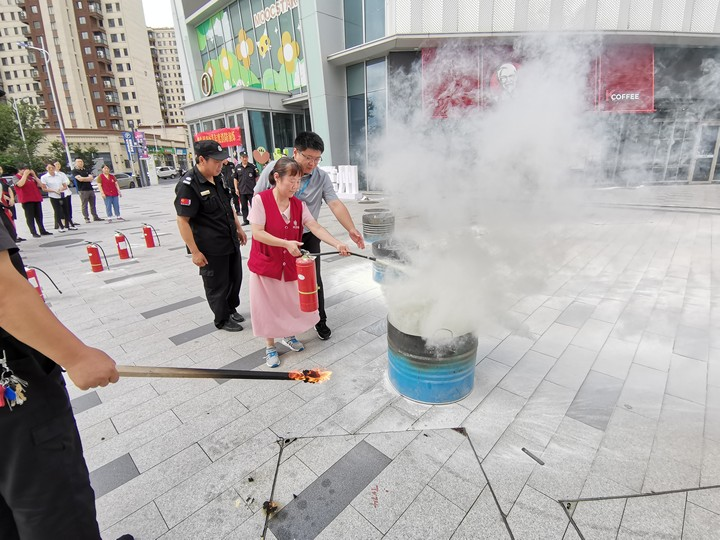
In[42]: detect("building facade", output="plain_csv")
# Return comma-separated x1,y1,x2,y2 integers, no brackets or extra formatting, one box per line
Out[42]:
0,0,187,172
176,0,719,187
148,27,186,126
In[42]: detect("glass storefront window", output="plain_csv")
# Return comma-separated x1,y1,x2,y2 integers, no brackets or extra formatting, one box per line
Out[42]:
366,58,385,93
344,0,363,48
294,113,305,137
272,112,294,152
365,0,385,42
249,110,272,151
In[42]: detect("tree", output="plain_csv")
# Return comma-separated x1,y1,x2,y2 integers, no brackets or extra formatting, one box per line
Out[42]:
0,101,45,173
48,142,100,171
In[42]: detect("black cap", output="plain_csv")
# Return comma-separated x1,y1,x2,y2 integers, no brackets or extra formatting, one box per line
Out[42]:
239,151,248,157
194,140,229,161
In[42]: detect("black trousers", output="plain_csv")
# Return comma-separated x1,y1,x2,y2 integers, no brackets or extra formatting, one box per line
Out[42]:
239,193,253,222
0,375,100,540
201,250,243,327
21,201,46,235
302,231,326,323
50,197,71,229
231,192,240,215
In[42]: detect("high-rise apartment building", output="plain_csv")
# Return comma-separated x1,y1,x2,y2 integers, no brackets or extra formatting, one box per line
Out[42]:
0,0,186,171
148,27,185,125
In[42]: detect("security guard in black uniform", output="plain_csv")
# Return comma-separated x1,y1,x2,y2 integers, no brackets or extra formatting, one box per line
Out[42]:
0,221,132,539
175,140,248,331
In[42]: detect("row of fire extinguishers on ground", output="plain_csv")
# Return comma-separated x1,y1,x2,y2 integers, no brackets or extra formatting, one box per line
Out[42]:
86,223,160,273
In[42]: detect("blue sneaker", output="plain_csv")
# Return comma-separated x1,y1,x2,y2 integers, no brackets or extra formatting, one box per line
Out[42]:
265,348,280,368
280,336,304,352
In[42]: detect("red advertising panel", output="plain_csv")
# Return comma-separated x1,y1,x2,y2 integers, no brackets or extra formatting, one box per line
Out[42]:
422,47,481,118
194,127,242,147
421,44,655,116
597,45,654,113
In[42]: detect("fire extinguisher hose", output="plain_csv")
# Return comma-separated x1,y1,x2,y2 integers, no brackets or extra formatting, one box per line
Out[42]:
25,266,63,294
303,250,378,262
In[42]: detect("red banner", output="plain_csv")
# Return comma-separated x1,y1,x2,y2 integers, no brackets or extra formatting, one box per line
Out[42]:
194,127,242,148
596,45,654,113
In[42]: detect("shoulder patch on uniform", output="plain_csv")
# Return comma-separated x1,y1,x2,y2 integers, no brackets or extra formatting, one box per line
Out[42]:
180,198,191,206
183,178,192,184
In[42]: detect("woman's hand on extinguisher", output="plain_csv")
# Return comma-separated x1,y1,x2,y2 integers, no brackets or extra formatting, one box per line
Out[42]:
285,240,303,257
337,243,350,256
191,251,208,267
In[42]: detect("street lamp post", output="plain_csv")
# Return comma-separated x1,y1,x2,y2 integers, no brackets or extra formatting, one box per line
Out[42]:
10,97,31,163
128,120,149,187
18,36,73,169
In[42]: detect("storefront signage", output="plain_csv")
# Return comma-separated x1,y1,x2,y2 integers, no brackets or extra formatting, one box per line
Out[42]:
194,127,242,148
423,44,655,117
253,0,299,28
200,72,213,97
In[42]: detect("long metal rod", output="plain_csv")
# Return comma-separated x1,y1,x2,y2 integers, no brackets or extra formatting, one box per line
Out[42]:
261,437,288,539
307,250,377,261
117,365,292,381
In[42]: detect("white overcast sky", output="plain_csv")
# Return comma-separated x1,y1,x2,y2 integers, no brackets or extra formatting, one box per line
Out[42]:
142,0,174,27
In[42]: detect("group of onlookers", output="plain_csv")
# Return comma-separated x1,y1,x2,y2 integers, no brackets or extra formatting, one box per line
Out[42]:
0,158,126,241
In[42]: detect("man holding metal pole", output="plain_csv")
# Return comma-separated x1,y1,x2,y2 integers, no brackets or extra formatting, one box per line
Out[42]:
0,222,133,540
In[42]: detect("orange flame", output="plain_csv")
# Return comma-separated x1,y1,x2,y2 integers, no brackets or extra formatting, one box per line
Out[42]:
288,368,332,384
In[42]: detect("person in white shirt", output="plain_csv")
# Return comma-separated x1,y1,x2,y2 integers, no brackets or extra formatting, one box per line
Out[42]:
40,163,75,232
54,161,78,228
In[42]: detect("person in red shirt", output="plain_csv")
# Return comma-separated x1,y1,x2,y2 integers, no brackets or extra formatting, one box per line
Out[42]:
97,164,123,222
13,166,52,238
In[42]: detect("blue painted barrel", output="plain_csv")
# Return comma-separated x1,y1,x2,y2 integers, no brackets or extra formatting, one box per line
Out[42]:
387,320,478,404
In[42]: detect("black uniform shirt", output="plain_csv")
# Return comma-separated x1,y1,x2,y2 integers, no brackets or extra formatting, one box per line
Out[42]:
0,225,67,416
235,162,259,194
71,167,93,191
174,166,238,256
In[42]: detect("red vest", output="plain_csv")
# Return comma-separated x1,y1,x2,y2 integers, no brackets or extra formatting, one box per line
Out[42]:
248,189,303,281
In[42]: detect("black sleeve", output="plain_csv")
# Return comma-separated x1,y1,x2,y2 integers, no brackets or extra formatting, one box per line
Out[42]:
0,217,18,253
174,182,200,218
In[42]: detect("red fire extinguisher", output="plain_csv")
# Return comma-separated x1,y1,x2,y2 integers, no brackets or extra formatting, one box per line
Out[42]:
142,223,159,248
23,266,62,300
86,242,109,272
114,231,133,259
296,253,319,313
25,267,44,300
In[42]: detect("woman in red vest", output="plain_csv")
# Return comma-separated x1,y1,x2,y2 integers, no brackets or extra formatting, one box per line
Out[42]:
247,157,349,368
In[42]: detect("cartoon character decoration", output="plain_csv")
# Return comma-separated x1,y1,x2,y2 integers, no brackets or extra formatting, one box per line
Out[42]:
256,32,271,58
253,147,271,167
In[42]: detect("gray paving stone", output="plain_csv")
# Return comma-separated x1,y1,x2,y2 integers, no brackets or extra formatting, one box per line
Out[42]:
462,387,526,458
557,301,597,328
363,431,420,460
383,485,465,540
451,485,510,539
90,453,139,499
460,357,511,410
104,269,158,284
412,402,471,431
358,404,416,433
362,318,387,336
566,370,624,431
314,505,382,540
634,331,674,372
641,451,700,492
544,344,597,391
521,306,562,336
169,322,218,345
674,324,710,361
100,502,168,540
617,363,667,420
79,418,118,450
653,395,705,469
140,296,205,318
498,350,556,398
71,390,102,414
592,337,638,379
507,485,571,539
330,381,397,433
571,318,614,352
531,322,578,358
427,439,486,512
571,474,631,540
666,353,707,405
507,380,576,448
591,298,627,324
351,429,464,534
619,493,686,539
269,440,391,540
488,334,536,367
682,502,720,540
294,434,368,476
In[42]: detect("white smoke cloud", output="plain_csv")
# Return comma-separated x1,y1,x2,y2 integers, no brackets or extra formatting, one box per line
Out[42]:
372,37,604,340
